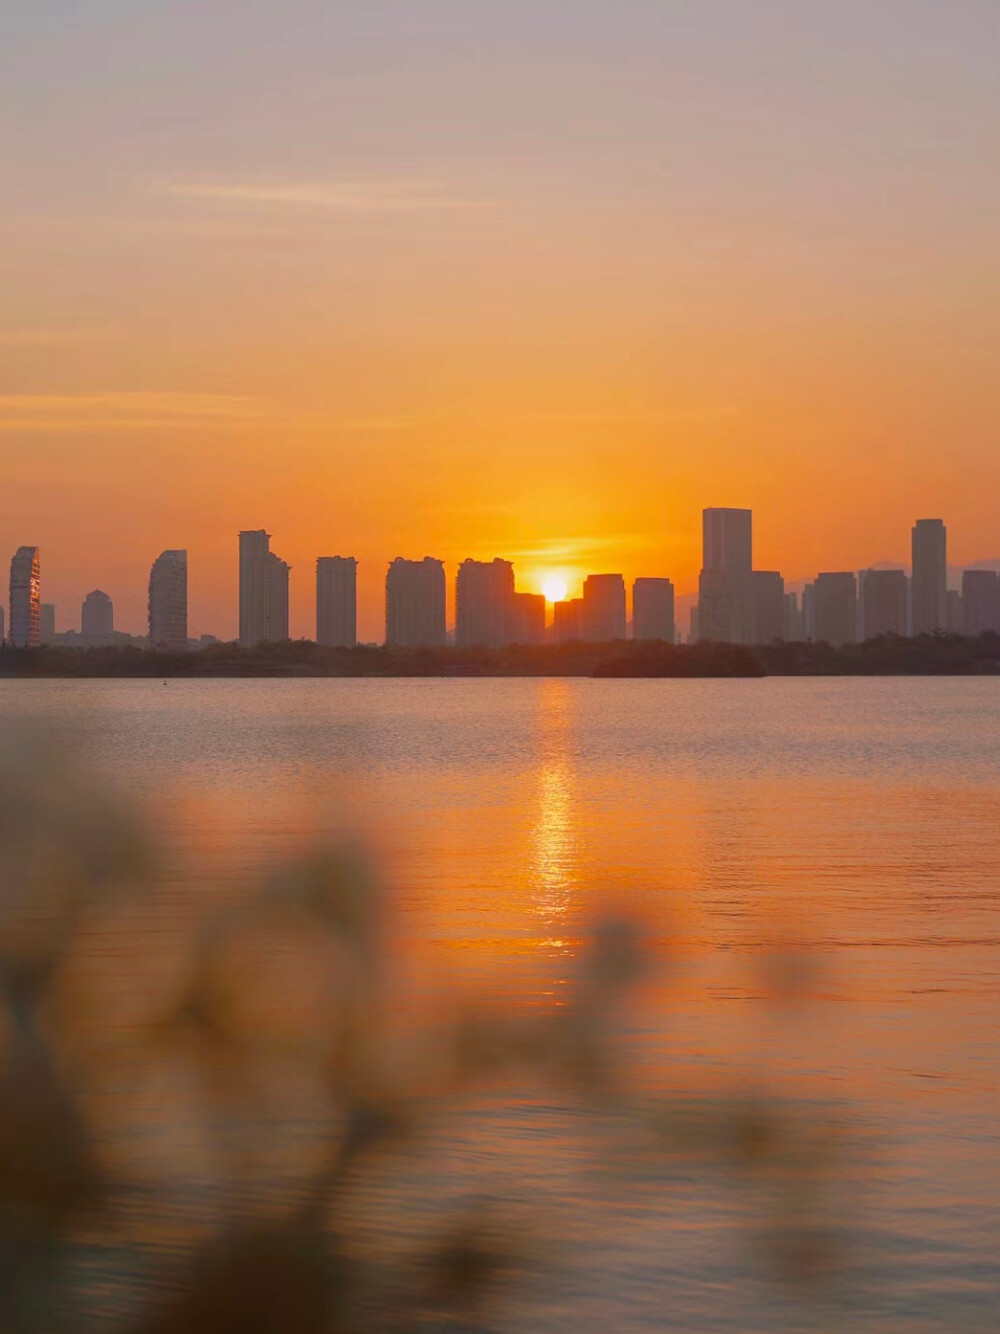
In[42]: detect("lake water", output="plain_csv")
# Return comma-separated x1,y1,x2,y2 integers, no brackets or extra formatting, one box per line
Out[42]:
2,677,998,1331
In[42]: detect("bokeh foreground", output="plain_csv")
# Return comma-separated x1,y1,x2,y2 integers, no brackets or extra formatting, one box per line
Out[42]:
0,734,897,1332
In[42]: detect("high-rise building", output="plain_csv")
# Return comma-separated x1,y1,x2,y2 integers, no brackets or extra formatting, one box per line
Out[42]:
455,558,514,647
783,591,803,641
962,569,1000,635
750,570,785,644
385,557,446,647
552,598,583,643
239,531,290,647
149,550,188,651
697,508,753,643
510,592,546,645
582,574,626,641
316,557,357,648
945,589,963,633
81,590,114,642
40,603,56,644
812,572,858,646
859,569,908,639
632,578,675,642
911,519,947,635
9,546,40,648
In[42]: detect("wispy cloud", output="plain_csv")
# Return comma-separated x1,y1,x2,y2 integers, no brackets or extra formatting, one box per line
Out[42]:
0,393,425,436
0,328,120,347
156,179,499,213
0,392,267,432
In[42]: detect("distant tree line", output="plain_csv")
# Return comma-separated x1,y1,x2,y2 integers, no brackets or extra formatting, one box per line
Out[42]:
1,632,998,678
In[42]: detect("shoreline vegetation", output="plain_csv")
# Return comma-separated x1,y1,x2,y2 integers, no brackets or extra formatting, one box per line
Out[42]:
1,634,999,678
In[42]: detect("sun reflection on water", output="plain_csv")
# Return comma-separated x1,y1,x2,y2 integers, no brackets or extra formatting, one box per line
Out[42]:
530,684,578,944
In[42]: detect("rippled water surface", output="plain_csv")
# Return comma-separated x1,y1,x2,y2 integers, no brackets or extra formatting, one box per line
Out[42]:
3,677,998,1331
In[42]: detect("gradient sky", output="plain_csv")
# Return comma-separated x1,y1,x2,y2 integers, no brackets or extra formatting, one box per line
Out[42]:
2,0,998,639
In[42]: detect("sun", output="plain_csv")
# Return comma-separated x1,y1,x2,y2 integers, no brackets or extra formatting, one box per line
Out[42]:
541,574,568,603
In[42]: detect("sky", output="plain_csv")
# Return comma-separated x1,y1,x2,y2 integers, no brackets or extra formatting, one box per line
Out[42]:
2,0,998,639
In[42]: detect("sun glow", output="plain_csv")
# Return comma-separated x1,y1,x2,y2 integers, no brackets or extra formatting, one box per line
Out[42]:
541,574,569,604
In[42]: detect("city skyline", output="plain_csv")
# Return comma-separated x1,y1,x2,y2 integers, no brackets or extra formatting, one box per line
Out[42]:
4,500,998,644
6,508,1000,647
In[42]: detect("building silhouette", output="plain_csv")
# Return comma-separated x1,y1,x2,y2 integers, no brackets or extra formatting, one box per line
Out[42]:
582,574,626,641
810,572,857,646
316,557,357,648
962,569,1000,635
911,519,947,635
945,589,963,633
0,605,5,645
9,547,40,648
860,568,908,639
81,590,114,642
783,591,803,641
552,598,583,643
698,507,753,643
510,591,546,645
750,570,785,644
385,557,446,647
149,551,188,651
239,531,290,647
40,603,56,644
455,558,514,648
632,578,675,642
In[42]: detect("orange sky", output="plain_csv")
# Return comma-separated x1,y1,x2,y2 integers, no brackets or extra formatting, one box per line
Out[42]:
2,1,998,639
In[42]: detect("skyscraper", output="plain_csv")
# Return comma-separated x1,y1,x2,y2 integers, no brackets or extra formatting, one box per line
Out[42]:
455,558,514,647
385,558,446,647
9,546,40,648
783,591,803,641
750,570,785,644
632,578,675,642
697,508,753,643
582,574,626,641
81,590,114,642
911,519,947,635
812,572,858,646
239,531,290,647
552,598,583,643
509,591,546,645
149,550,188,651
40,603,56,644
962,569,1000,635
316,557,357,647
859,569,908,639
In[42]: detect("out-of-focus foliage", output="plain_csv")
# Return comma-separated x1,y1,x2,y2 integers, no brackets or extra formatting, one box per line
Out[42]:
0,740,847,1332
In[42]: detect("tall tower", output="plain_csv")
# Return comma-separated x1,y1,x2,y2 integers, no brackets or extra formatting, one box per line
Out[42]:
860,569,908,639
316,557,357,647
81,590,114,642
632,578,675,642
385,558,446,647
149,550,188,651
582,574,627,641
697,508,753,643
962,569,1000,635
239,531,290,647
455,558,515,647
812,572,858,646
9,546,40,648
911,519,947,635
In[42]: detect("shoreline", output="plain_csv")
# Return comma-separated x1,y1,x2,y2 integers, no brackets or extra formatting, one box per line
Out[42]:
1,636,998,679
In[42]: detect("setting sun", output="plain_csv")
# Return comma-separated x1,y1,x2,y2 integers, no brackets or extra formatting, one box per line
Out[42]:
541,575,569,604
